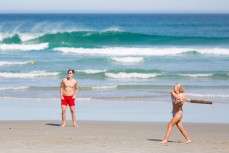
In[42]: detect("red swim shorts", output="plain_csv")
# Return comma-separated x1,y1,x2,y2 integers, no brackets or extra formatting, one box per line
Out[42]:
61,96,75,106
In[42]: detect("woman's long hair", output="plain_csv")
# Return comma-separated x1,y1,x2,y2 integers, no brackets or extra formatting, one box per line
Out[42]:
175,83,185,93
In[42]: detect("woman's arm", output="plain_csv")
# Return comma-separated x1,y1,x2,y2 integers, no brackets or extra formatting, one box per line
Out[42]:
171,91,184,104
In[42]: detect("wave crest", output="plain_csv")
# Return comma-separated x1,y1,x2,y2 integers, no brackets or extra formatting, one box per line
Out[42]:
0,86,29,90
0,61,31,66
111,57,144,63
76,69,106,74
0,71,59,78
188,93,229,98
0,43,49,51
105,72,159,79
91,85,118,90
54,47,229,56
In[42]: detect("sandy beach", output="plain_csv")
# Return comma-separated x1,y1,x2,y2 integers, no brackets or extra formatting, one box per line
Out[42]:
0,120,228,153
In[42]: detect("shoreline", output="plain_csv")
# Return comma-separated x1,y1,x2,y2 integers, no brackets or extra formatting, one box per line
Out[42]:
0,120,228,153
1,99,229,124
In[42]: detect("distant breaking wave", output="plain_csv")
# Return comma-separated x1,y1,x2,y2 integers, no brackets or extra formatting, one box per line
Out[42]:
0,71,59,78
179,73,214,77
0,61,31,66
0,70,227,79
76,69,107,74
111,57,144,63
188,93,229,98
91,85,118,90
0,86,29,90
76,69,228,79
1,31,229,46
105,72,159,79
23,31,229,46
54,47,229,56
0,43,49,51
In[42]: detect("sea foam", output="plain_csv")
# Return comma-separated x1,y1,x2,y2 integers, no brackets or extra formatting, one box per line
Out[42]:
105,72,159,79
76,69,107,74
179,73,213,77
111,57,144,63
0,43,49,51
53,47,229,56
0,86,29,90
188,93,229,98
0,61,30,66
0,71,59,78
91,85,118,90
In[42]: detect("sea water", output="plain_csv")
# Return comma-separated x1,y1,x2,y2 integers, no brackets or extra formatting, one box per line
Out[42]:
0,14,229,122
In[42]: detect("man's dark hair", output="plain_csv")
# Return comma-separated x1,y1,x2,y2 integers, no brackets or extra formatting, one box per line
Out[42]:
68,69,75,74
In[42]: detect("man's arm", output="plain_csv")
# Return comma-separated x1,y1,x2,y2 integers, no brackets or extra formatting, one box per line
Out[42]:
60,80,64,99
73,81,78,99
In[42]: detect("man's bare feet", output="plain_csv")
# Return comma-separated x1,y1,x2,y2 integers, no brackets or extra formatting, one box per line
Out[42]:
185,140,192,144
73,123,79,127
160,140,167,144
61,123,66,127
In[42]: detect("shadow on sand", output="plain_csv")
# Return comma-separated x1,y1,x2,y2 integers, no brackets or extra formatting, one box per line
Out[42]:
46,123,61,127
148,139,182,143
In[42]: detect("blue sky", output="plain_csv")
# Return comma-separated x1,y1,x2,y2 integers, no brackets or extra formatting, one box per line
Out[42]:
0,0,229,13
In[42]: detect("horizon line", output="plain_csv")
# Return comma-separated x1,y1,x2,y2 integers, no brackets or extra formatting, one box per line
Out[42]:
0,10,229,14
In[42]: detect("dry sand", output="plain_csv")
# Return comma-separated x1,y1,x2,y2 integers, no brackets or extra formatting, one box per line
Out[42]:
0,121,228,153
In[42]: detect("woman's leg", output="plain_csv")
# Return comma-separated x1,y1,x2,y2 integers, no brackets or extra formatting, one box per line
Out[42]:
176,121,191,143
161,114,182,143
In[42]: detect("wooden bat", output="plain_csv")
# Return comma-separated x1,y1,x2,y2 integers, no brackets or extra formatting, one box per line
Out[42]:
179,99,213,104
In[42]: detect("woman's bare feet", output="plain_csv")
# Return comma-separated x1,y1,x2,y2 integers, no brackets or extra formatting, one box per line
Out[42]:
160,140,167,144
185,140,192,144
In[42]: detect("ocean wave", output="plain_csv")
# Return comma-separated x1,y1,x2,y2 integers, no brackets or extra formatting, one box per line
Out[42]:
179,73,213,78
0,43,49,51
179,72,229,78
0,27,121,43
19,33,45,41
74,69,228,80
91,85,118,90
0,33,44,42
0,86,29,90
53,47,229,56
0,71,59,78
105,72,159,79
30,31,229,46
188,93,229,98
0,61,33,66
2,31,229,46
111,57,144,63
76,69,107,74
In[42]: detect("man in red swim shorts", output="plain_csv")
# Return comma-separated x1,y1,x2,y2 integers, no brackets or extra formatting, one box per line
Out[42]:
61,95,75,106
60,69,78,127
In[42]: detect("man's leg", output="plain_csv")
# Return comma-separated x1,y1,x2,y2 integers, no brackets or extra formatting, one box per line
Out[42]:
70,106,78,127
61,105,67,127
